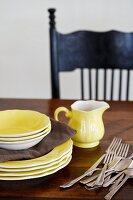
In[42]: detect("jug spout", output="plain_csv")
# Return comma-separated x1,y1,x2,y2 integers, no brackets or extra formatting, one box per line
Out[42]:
71,100,110,113
97,101,110,113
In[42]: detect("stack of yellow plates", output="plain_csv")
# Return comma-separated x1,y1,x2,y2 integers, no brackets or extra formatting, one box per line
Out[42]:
0,110,51,150
0,139,73,180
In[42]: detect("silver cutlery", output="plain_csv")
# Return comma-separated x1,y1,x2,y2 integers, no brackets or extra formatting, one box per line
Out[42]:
83,142,130,190
80,172,100,185
104,145,131,185
107,143,130,173
85,159,133,191
109,173,125,191
60,137,120,188
103,158,132,187
60,155,103,188
104,168,133,200
81,138,125,185
90,137,122,186
109,159,133,191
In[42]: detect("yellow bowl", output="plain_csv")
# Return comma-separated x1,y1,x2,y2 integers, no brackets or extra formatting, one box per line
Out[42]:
0,125,51,141
0,128,51,150
0,125,51,142
0,110,50,137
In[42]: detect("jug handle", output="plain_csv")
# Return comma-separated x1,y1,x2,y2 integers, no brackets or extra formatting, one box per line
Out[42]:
54,107,72,121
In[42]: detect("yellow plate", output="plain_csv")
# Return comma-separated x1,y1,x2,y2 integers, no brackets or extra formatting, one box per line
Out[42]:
0,110,50,137
0,151,72,176
0,156,72,180
0,139,73,168
0,148,72,172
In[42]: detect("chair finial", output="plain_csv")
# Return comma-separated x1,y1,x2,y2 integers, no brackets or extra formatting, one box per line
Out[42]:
48,8,56,28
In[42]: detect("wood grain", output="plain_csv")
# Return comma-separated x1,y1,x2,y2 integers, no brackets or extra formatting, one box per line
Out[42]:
0,99,132,200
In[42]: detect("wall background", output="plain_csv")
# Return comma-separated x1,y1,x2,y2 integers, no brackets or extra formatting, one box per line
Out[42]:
0,0,133,99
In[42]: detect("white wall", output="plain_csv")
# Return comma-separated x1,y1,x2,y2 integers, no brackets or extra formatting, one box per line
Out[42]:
0,0,133,99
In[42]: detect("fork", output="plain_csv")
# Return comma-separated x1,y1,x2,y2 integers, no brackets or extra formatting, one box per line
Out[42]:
60,137,120,188
85,151,116,189
104,143,130,184
93,137,122,186
82,138,121,188
109,154,133,191
103,150,131,188
104,168,133,200
80,138,122,185
84,142,129,187
108,143,130,169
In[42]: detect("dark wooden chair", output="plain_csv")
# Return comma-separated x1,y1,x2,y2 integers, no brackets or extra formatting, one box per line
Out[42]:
48,8,133,100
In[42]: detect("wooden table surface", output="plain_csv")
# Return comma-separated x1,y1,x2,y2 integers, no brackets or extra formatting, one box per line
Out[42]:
0,98,132,200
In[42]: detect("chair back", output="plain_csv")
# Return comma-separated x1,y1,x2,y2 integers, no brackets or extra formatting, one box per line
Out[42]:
48,8,133,100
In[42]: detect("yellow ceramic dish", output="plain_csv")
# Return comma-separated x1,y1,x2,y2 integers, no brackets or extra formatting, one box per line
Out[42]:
0,139,73,168
0,152,72,176
0,126,52,150
0,125,51,142
0,156,72,180
0,136,45,150
0,110,50,137
0,148,72,172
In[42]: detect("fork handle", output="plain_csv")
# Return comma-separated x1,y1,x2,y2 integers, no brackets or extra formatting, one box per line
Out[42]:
60,173,89,188
103,171,123,187
104,175,129,200
109,173,125,191
60,168,98,188
95,163,108,186
128,153,133,159
60,154,105,188
80,173,99,184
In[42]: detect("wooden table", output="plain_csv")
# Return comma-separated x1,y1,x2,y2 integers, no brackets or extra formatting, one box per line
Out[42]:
0,99,132,200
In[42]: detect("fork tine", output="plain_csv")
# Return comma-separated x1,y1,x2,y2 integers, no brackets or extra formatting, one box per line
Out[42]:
119,143,126,157
108,152,114,163
107,138,116,152
104,138,118,163
108,143,130,169
112,139,122,153
108,137,117,149
104,151,110,163
125,144,130,157
109,138,122,163
104,138,122,164
121,144,127,157
117,143,129,158
108,138,122,162
110,150,116,162
105,153,111,164
106,141,122,169
122,144,130,158
108,137,119,151
110,138,122,152
115,143,123,156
